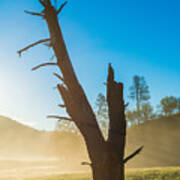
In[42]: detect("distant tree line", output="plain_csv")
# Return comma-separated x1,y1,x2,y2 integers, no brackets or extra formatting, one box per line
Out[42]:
95,75,180,137
55,75,180,136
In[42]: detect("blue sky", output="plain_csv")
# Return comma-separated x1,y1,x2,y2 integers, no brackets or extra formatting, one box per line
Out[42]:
0,0,179,130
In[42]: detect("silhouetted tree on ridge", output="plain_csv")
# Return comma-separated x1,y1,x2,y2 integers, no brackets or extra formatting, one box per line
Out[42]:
160,96,178,116
129,76,150,111
129,75,150,123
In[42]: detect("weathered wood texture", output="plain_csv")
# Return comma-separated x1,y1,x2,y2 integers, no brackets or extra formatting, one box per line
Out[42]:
18,1,143,179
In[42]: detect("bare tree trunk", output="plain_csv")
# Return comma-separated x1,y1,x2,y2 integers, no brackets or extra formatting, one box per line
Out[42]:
18,1,143,179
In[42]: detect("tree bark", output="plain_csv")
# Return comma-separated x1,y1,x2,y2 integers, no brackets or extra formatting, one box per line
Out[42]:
43,2,106,165
19,1,142,179
37,2,126,179
43,5,126,176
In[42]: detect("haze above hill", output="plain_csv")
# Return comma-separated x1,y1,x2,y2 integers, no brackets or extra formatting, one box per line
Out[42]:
0,114,179,168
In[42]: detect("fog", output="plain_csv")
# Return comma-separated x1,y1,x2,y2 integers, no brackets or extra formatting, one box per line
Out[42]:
0,127,90,178
0,115,180,178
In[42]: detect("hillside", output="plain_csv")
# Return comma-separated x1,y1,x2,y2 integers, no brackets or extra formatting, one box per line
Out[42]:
0,114,179,168
126,114,180,168
0,116,51,157
0,116,87,166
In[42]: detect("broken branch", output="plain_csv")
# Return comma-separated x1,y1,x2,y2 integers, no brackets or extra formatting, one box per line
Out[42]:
47,115,72,121
31,62,57,71
123,146,144,164
17,38,50,56
24,10,44,17
57,1,68,15
39,0,46,7
45,0,51,6
58,104,66,108
81,162,92,166
53,73,64,82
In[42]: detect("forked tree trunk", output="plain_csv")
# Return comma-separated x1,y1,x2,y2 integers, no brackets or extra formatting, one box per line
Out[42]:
18,1,142,179
43,4,126,179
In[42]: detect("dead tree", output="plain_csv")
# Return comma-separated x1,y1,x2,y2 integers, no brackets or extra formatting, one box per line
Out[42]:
18,1,143,179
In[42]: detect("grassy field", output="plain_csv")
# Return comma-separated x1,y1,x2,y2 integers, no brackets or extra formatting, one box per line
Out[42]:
126,167,180,180
2,167,179,180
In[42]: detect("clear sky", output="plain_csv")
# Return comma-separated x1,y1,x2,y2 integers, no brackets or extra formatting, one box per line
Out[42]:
0,0,179,130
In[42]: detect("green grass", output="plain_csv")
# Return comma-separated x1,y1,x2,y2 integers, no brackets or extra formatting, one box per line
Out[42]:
4,167,179,180
126,167,180,180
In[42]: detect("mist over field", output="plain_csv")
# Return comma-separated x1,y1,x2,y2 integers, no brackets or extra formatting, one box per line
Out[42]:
0,0,180,179
0,114,180,178
0,116,90,178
